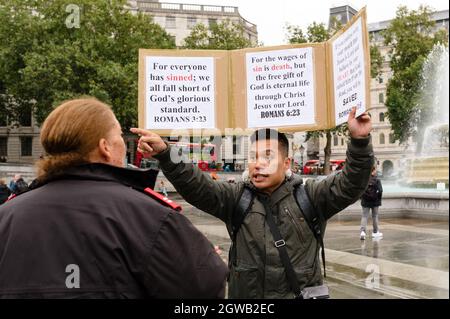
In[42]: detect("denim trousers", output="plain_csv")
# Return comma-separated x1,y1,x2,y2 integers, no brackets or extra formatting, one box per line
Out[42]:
360,206,379,233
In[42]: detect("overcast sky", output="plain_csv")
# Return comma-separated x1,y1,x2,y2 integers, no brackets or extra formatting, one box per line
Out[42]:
164,0,449,45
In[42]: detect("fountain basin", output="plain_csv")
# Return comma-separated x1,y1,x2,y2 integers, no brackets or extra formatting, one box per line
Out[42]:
331,191,449,221
400,156,449,188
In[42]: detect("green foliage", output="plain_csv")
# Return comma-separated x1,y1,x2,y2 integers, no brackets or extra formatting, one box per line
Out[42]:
383,5,448,148
306,22,331,43
0,0,176,129
286,22,330,44
183,20,253,50
286,24,307,44
383,6,444,74
370,36,383,79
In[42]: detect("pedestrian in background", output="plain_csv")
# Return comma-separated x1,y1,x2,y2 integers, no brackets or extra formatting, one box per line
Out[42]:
360,164,383,240
159,180,168,197
12,176,29,196
0,179,11,204
8,174,21,193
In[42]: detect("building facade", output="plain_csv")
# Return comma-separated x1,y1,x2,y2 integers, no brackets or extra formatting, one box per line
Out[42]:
319,7,449,177
127,0,258,47
0,109,42,164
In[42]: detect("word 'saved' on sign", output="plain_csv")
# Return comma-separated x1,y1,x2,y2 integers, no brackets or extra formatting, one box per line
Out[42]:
138,7,370,135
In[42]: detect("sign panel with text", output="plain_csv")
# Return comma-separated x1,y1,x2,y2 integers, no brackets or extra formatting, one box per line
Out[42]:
145,56,215,129
330,17,368,126
245,48,316,128
138,7,370,135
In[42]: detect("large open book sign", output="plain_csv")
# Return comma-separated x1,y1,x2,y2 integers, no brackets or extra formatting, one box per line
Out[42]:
138,8,371,135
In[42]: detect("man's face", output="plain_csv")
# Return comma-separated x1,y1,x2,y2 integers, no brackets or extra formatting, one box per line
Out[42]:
248,139,290,194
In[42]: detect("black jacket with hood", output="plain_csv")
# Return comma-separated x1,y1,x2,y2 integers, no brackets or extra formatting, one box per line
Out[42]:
0,163,228,298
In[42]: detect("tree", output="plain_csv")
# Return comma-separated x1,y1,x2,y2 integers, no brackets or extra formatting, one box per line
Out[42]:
383,5,448,152
0,0,176,129
286,21,382,174
182,19,254,148
370,36,383,79
286,21,330,44
183,19,253,50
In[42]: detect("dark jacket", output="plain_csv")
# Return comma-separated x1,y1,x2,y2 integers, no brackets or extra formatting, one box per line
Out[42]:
0,163,228,298
361,175,383,208
0,184,11,204
154,136,374,298
12,178,29,195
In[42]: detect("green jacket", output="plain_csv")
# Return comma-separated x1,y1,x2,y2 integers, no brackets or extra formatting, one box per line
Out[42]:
154,136,374,298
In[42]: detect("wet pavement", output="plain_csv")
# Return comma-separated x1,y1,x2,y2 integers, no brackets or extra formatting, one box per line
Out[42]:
170,194,449,299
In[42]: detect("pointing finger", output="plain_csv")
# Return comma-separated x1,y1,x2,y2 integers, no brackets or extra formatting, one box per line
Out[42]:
139,135,162,144
130,128,154,137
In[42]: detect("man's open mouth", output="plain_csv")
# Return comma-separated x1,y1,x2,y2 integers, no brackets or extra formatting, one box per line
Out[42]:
253,173,269,182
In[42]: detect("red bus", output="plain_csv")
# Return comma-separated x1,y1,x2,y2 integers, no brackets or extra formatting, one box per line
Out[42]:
302,160,320,175
134,141,218,171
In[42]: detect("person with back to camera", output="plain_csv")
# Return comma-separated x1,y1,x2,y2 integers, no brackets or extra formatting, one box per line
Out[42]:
131,106,374,299
360,163,383,240
0,98,228,298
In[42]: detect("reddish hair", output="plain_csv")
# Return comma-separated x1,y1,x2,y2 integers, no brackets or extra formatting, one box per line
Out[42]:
37,98,116,180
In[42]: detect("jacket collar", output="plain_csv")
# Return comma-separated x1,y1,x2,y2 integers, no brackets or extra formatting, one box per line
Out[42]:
37,163,159,191
246,173,303,206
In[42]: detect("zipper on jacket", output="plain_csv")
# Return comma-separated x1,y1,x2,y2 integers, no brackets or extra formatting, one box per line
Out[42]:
284,206,305,243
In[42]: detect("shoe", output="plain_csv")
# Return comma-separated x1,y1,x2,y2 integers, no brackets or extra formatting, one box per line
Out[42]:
372,232,383,239
360,231,366,240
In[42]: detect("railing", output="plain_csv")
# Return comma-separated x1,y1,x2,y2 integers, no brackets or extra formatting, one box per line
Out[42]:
136,1,257,31
137,1,236,14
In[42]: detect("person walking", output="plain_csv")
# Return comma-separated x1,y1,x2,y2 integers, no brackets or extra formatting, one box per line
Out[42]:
360,164,383,240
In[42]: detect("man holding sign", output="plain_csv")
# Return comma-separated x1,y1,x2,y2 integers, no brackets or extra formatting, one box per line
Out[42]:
131,107,374,299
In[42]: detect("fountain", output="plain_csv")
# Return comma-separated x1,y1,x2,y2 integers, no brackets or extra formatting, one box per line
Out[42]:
400,44,449,189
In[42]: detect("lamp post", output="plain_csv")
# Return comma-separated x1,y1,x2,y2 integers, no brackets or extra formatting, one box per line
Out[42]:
299,144,305,174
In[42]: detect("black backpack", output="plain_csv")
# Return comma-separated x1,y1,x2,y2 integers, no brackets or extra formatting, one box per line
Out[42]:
231,184,327,277
362,178,378,201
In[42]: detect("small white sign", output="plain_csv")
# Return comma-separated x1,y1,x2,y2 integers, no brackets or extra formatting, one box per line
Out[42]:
145,56,215,129
246,48,316,128
332,17,366,126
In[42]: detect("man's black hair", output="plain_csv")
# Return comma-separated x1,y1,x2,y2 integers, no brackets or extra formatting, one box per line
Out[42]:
249,128,289,157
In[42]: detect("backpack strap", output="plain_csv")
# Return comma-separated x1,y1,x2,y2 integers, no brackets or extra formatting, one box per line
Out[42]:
229,186,255,268
261,197,303,298
294,185,327,278
231,186,255,241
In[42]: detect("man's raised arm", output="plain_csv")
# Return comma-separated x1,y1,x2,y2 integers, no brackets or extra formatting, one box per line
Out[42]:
130,128,241,225
305,107,375,221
